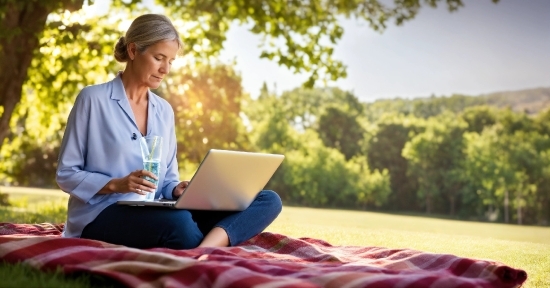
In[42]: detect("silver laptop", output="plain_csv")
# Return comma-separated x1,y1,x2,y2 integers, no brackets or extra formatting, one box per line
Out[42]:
117,149,284,210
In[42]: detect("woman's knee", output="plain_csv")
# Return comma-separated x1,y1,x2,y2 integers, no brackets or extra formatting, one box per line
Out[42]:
257,190,283,215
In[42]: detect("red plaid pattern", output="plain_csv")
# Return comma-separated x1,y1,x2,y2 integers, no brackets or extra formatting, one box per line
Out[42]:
0,223,527,288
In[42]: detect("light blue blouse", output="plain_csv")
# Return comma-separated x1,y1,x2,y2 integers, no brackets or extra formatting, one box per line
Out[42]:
56,74,180,238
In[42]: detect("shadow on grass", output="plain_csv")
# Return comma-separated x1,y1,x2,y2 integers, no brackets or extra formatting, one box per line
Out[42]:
0,261,124,288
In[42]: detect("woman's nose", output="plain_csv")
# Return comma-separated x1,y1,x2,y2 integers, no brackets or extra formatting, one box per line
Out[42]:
159,62,170,74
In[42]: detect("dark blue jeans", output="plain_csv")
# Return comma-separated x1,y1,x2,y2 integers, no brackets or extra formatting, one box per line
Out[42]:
81,190,282,249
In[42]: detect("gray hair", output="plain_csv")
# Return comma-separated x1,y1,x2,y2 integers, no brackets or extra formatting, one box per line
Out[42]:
114,14,183,62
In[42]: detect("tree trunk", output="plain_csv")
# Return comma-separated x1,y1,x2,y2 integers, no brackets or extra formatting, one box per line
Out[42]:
504,189,509,223
0,0,83,151
516,191,522,225
426,193,431,214
546,198,550,225
449,194,455,217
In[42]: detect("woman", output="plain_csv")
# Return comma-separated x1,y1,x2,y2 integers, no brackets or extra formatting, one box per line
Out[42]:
56,14,282,249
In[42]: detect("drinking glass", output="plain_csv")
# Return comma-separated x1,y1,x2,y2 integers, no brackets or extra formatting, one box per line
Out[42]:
139,135,163,200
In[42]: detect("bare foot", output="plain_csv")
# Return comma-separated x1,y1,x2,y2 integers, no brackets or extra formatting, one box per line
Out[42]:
198,227,230,247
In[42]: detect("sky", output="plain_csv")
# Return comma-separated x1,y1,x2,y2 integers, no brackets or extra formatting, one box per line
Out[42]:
87,0,550,102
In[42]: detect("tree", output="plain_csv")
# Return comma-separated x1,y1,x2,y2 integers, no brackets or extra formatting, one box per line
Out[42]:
317,106,364,160
367,113,424,211
247,85,367,159
278,87,336,131
461,105,497,134
0,0,86,153
0,10,120,186
244,86,303,154
0,0,498,151
402,112,468,215
501,131,546,225
315,90,365,160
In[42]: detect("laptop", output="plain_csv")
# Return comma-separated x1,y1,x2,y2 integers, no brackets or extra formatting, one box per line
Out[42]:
117,149,284,210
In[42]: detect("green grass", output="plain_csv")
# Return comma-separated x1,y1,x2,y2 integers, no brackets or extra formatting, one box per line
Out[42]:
0,262,91,288
1,186,549,287
0,187,68,224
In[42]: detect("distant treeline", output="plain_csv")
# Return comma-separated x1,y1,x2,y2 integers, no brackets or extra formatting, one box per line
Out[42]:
2,63,549,226
364,87,550,121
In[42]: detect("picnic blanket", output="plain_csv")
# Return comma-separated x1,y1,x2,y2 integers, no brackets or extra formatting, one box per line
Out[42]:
0,223,527,288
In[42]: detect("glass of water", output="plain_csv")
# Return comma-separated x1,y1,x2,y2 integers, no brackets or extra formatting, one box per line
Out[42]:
139,135,163,200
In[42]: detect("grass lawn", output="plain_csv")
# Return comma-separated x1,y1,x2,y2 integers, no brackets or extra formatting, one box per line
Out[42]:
1,186,549,288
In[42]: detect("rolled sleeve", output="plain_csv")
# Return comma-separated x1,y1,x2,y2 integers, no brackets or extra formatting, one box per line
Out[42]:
66,172,112,204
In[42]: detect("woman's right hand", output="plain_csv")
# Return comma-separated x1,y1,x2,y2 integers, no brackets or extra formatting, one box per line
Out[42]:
99,169,158,195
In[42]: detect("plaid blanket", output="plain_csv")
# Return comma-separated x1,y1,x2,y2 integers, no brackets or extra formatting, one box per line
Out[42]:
0,223,527,288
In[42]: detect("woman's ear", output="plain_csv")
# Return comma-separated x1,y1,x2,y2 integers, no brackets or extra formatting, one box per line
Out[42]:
127,42,137,61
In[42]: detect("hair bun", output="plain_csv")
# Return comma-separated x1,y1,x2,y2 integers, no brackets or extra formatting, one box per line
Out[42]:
114,36,129,62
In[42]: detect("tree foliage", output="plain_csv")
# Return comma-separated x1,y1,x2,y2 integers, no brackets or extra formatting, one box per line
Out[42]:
367,114,424,211
360,94,550,225
317,106,364,160
403,112,468,215
153,0,479,86
0,0,497,151
461,106,497,134
244,86,390,209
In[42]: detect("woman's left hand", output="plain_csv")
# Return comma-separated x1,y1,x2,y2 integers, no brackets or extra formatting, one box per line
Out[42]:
172,180,190,199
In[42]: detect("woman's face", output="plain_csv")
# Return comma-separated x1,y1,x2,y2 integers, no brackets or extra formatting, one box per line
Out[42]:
130,39,179,89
